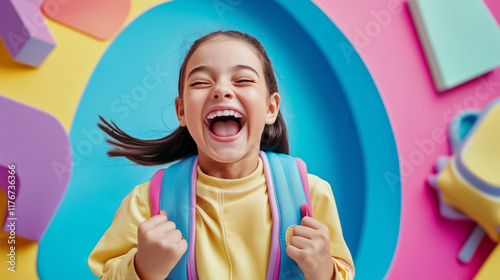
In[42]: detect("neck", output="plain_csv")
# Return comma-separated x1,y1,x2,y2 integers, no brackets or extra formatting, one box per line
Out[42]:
197,150,260,179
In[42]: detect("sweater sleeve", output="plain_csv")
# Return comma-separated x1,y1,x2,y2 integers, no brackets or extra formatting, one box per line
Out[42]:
88,181,152,279
308,174,355,279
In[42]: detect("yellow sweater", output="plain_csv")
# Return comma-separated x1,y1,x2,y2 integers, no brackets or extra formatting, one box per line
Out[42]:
89,158,354,279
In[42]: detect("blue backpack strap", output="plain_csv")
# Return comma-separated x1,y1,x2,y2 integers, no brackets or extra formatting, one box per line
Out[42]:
158,155,198,280
156,152,309,279
264,151,308,280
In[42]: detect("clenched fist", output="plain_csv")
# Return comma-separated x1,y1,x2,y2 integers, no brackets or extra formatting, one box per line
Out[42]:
134,210,188,280
286,216,335,280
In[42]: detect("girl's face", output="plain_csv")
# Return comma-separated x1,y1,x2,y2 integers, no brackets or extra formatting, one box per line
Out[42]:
175,37,280,169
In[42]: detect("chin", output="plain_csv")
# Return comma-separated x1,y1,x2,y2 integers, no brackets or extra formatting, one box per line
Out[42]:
209,148,246,164
205,144,259,165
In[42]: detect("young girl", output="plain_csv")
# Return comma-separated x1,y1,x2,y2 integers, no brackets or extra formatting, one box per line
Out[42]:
88,30,354,280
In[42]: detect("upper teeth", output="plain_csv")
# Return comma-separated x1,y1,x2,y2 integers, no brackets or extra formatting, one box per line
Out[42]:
206,110,243,120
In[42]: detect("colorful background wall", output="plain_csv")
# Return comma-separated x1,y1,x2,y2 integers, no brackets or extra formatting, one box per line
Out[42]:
1,0,500,279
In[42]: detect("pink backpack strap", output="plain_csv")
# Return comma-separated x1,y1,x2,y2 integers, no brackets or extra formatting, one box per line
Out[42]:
295,158,314,218
149,169,166,216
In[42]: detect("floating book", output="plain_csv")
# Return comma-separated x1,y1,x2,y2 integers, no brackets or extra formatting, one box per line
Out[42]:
408,0,500,92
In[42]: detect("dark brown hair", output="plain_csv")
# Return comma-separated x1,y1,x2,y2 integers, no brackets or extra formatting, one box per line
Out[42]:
99,30,289,166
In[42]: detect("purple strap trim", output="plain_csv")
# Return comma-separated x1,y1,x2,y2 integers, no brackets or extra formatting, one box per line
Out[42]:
273,250,281,280
301,204,311,218
188,157,199,280
260,151,281,280
149,169,165,216
455,155,500,196
295,158,313,218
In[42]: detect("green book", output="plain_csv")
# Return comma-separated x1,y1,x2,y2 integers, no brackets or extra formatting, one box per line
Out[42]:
408,0,500,92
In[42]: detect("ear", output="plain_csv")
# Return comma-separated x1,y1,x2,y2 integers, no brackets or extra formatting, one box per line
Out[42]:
175,97,187,127
266,92,281,125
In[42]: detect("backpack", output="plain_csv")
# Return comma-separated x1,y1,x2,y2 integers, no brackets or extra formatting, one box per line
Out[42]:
149,151,314,280
428,98,500,262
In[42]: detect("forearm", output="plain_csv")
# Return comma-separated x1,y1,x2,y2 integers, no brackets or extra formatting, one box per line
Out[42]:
89,182,151,279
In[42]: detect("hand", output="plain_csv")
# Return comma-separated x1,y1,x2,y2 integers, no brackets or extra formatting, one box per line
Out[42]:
134,210,188,280
285,216,335,280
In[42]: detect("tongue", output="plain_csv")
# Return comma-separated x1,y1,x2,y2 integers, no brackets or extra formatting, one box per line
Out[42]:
211,120,240,137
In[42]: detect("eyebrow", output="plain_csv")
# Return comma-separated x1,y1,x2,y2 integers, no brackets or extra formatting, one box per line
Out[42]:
231,65,260,78
186,65,212,80
186,64,260,80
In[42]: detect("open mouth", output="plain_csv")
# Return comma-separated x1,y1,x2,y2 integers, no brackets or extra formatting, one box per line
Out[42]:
204,109,246,138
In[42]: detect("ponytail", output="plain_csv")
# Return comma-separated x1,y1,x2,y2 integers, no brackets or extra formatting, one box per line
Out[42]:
98,116,197,166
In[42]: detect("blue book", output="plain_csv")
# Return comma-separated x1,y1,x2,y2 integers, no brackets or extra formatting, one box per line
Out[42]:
408,0,500,92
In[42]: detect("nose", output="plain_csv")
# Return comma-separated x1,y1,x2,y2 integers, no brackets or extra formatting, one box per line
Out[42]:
211,82,234,100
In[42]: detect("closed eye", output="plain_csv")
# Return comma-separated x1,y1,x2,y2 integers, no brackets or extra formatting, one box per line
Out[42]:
190,81,210,86
236,79,254,83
